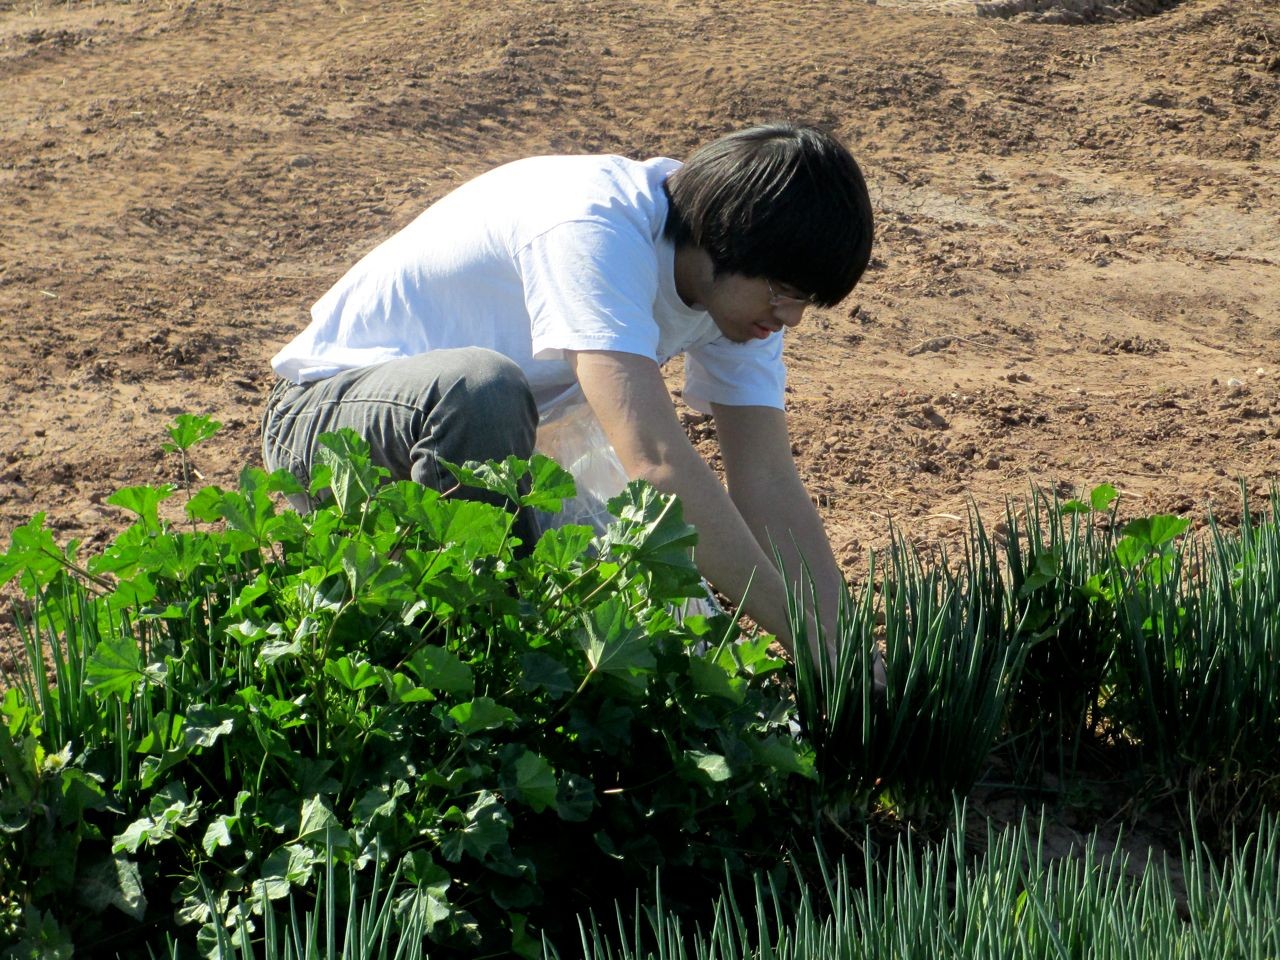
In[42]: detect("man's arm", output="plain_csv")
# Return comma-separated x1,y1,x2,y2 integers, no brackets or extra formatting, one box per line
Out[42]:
712,402,846,659
566,349,806,652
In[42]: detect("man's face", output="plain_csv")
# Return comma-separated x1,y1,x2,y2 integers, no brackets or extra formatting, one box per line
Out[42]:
701,273,813,344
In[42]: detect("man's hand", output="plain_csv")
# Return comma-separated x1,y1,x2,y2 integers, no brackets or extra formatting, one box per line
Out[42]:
711,403,844,647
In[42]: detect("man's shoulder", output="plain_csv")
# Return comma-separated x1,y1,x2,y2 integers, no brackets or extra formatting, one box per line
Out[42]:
488,152,678,186
458,154,680,227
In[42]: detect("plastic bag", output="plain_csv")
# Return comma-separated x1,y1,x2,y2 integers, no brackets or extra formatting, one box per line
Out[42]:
531,384,720,622
530,384,629,537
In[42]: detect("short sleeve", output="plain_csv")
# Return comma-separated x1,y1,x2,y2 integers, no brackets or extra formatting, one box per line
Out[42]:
683,333,786,413
518,219,663,363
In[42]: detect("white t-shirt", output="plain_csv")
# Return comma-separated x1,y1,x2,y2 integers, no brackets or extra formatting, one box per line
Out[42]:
270,154,785,414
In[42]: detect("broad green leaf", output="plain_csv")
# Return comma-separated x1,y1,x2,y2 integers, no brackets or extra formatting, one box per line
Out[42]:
108,573,159,613
511,750,557,813
1090,482,1118,512
1080,572,1112,602
257,637,302,667
577,596,656,683
199,798,249,855
2,687,30,737
149,782,200,827
293,758,340,799
422,499,511,560
603,482,702,597
85,634,146,701
297,794,348,847
59,768,109,821
354,781,410,825
1114,535,1147,568
520,454,577,511
182,704,238,749
448,697,517,735
688,656,745,704
439,790,511,862
340,535,381,595
112,816,160,854
439,455,525,502
531,523,595,571
555,772,596,822
204,467,281,544
687,750,732,783
266,467,306,496
316,429,385,514
381,670,434,703
324,656,380,692
1019,549,1062,595
138,747,189,791
733,634,787,676
1121,514,1190,550
510,911,541,960
254,844,314,901
518,652,576,696
1154,516,1189,552
185,485,229,524
107,484,176,531
580,699,634,747
751,735,817,779
401,853,453,931
163,413,222,452
202,818,234,857
375,480,443,527
78,855,147,920
409,646,474,695
0,514,71,591
425,765,481,792
226,618,269,645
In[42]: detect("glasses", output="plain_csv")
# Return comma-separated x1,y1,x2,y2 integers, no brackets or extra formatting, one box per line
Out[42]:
766,278,816,307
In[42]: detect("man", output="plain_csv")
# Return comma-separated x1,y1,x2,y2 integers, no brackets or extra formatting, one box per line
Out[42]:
262,123,874,661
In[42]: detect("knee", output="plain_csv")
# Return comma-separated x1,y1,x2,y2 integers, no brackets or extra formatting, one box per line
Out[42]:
444,349,537,454
460,348,531,396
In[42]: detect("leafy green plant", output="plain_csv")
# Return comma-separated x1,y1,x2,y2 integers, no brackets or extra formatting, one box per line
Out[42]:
0,418,812,958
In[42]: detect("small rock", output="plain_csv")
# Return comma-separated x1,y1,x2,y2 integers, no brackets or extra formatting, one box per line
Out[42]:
920,405,950,429
289,154,316,169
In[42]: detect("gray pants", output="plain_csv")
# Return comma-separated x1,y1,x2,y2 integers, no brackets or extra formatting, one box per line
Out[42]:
261,348,538,520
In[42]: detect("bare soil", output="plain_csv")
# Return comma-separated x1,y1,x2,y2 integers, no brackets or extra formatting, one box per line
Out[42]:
1,0,1278,853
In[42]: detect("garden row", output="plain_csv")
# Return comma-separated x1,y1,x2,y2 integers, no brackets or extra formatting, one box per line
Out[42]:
1,416,1278,957
185,807,1280,960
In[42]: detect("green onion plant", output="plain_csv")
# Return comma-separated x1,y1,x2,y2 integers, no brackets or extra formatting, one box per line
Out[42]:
1112,487,1280,816
1001,485,1123,775
791,518,1029,828
566,807,1280,960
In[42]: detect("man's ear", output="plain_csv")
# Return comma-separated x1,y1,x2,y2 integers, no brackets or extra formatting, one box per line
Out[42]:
674,245,715,310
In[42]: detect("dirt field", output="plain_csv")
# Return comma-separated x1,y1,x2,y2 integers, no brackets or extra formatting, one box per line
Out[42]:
1,0,1278,669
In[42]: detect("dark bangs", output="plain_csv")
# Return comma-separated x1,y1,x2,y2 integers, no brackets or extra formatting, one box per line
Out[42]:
664,124,874,307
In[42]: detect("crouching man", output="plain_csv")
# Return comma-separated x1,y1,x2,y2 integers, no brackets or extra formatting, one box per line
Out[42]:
262,123,874,662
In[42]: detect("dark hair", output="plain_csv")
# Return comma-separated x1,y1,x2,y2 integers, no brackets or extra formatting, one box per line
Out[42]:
663,123,874,307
